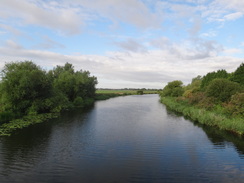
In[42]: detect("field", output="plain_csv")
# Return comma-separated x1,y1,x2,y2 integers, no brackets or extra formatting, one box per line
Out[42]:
96,89,158,94
95,89,159,100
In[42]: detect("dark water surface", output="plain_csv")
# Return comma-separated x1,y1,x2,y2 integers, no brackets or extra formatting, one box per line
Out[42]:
0,94,244,183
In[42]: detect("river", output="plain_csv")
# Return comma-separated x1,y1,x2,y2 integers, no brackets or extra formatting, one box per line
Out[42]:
0,94,243,182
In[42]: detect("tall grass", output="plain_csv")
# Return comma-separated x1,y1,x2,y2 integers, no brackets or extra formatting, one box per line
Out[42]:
161,97,244,136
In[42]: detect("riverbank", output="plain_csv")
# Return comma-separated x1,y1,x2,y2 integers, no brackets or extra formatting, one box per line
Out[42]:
161,97,244,136
0,113,59,136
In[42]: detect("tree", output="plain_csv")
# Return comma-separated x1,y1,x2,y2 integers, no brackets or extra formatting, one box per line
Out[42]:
50,63,98,102
161,80,184,97
230,63,244,85
201,69,229,89
184,75,202,97
0,61,52,114
206,78,241,102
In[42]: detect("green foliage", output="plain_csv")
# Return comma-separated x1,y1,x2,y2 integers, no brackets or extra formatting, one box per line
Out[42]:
161,80,184,97
224,93,244,117
206,78,241,102
187,91,216,110
0,61,52,114
160,64,244,136
201,69,229,89
230,63,244,85
184,75,202,97
0,61,98,134
73,97,84,107
84,98,95,106
50,62,98,102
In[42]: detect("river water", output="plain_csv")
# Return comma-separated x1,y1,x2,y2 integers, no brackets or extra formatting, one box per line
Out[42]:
0,94,243,183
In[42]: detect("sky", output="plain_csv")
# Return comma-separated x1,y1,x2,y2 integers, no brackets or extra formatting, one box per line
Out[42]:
0,0,244,89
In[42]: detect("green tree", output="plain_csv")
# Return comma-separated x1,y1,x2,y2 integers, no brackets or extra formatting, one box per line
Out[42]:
0,61,52,114
230,63,244,85
184,75,202,97
206,78,241,102
50,63,97,102
201,69,229,89
161,80,184,97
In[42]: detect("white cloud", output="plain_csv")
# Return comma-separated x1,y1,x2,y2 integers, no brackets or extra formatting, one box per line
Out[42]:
223,48,243,56
200,30,217,38
214,0,244,12
0,0,84,35
67,0,161,29
224,12,243,21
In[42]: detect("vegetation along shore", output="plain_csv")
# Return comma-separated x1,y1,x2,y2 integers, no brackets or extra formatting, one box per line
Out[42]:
0,61,97,136
160,63,244,136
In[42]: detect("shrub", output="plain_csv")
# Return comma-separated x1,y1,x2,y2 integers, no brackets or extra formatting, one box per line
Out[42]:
84,98,94,106
73,97,84,107
188,92,205,105
224,93,244,117
137,90,144,95
183,89,193,98
161,80,184,97
197,96,216,110
206,78,241,102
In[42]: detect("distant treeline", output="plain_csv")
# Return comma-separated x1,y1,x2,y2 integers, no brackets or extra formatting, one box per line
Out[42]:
0,61,97,124
97,88,160,91
160,63,244,135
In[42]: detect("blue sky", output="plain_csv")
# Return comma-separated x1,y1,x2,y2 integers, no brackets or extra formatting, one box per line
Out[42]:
0,0,244,89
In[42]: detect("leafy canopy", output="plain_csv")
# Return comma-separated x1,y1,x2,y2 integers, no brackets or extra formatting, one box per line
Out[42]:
160,80,184,97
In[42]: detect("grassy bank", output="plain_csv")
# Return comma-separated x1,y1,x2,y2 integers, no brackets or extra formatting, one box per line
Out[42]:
161,97,244,136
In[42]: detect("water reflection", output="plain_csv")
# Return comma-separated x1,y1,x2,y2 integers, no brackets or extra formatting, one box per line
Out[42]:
0,120,52,180
165,106,244,158
200,125,244,158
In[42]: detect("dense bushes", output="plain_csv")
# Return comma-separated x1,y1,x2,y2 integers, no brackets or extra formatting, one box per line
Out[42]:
160,63,244,135
161,63,243,118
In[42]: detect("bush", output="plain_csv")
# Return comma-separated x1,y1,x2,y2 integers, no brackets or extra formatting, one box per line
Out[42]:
197,96,216,110
206,78,241,102
188,92,205,105
84,98,95,106
137,90,143,95
161,80,184,97
224,93,244,117
73,97,84,107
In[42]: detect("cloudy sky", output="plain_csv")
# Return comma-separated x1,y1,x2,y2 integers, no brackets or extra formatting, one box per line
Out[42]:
0,0,243,89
